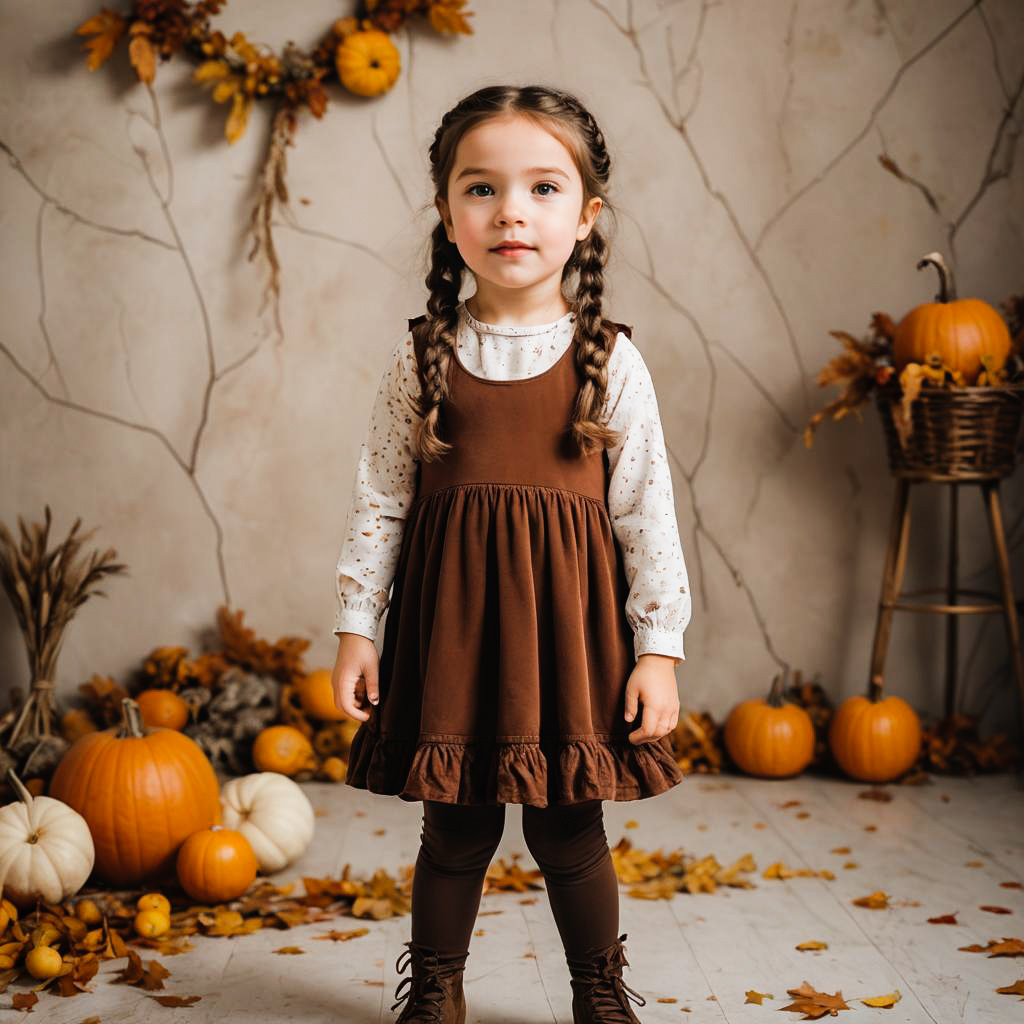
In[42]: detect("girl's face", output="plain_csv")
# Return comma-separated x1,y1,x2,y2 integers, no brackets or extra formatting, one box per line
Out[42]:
437,115,602,309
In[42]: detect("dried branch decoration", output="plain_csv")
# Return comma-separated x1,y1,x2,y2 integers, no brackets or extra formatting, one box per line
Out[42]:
803,313,897,448
0,506,128,749
73,0,475,332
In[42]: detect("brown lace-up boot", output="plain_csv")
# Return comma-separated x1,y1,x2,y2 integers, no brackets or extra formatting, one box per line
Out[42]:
566,932,647,1023
390,941,469,1023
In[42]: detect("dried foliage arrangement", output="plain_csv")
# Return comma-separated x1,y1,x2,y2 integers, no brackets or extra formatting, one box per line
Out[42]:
0,605,365,795
60,607,319,781
0,506,127,777
803,312,899,448
73,1,475,329
804,253,1024,449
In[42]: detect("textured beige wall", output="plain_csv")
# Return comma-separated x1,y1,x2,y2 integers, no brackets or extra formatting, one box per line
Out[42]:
2,0,1022,737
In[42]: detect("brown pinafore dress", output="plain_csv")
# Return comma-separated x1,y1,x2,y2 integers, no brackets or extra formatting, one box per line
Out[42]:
345,313,685,807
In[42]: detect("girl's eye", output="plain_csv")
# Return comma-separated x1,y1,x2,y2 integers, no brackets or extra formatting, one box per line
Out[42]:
465,183,560,197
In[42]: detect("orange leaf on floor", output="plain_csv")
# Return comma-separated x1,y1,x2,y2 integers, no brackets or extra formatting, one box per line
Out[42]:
861,990,902,1008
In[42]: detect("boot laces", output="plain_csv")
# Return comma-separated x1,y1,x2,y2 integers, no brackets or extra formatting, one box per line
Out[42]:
390,943,464,1023
569,933,647,1022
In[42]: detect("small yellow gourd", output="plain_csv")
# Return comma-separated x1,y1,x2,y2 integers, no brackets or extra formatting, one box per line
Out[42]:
75,898,102,924
137,892,171,916
25,944,63,980
335,30,400,97
135,909,171,937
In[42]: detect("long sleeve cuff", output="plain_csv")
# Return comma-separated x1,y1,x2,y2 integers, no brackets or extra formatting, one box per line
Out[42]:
634,628,685,663
333,607,381,642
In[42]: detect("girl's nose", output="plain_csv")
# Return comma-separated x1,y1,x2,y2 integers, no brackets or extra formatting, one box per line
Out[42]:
496,195,526,225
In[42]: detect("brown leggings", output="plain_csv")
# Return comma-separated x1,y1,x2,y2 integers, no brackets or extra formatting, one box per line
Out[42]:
410,799,619,961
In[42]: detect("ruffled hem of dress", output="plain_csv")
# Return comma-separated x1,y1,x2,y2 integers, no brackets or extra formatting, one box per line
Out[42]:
344,723,685,806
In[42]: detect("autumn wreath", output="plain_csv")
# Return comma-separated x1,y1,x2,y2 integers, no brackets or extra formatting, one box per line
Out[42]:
74,0,475,329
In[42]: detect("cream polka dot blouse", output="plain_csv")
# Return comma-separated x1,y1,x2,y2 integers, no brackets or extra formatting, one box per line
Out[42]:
334,300,691,662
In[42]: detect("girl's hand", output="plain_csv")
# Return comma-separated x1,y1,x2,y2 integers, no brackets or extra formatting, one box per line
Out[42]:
624,654,681,744
332,633,380,721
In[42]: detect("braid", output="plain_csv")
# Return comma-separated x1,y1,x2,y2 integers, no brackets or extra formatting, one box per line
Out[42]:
575,106,611,181
567,227,621,454
552,94,620,454
413,222,463,462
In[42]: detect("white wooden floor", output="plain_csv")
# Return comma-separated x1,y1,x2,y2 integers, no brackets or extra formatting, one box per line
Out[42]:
37,770,1024,1024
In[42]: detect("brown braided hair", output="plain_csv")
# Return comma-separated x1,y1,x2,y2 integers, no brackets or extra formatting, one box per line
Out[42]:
413,85,622,462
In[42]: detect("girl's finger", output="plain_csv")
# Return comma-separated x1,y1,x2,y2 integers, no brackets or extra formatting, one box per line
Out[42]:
338,670,369,721
363,659,380,705
630,706,657,742
624,691,639,721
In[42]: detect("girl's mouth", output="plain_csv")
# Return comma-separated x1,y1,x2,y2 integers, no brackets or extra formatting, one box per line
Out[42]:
492,246,534,257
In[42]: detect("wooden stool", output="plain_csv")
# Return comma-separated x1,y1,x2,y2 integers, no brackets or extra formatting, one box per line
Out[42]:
869,475,1024,735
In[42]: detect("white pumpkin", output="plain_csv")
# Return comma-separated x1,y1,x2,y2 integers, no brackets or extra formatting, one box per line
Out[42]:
0,770,95,907
219,772,314,873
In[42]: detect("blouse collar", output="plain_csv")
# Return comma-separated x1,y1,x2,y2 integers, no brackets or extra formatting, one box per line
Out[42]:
459,300,574,337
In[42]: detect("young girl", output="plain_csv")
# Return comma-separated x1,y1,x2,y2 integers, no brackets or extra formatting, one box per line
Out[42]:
331,85,691,1024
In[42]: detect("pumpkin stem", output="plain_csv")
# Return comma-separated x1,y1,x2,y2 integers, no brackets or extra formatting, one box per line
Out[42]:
868,675,885,703
766,668,789,708
916,251,957,303
4,767,33,806
118,697,148,739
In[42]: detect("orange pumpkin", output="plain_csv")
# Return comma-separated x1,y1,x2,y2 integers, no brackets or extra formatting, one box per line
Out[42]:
176,824,258,904
892,252,1012,385
724,672,815,778
61,708,98,744
294,668,347,722
252,725,315,776
828,682,921,782
135,688,190,730
335,29,400,97
49,697,221,885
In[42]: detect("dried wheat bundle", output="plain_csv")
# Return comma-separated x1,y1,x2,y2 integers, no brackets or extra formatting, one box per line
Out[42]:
0,504,128,749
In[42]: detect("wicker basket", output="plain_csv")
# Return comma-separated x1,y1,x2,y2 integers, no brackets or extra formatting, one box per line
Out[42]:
874,380,1024,480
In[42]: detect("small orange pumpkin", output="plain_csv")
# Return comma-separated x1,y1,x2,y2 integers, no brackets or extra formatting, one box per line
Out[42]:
828,680,921,782
176,825,258,904
252,725,315,777
892,252,1012,385
724,672,815,778
335,29,401,97
135,688,190,730
61,708,98,744
48,697,221,885
294,668,348,722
